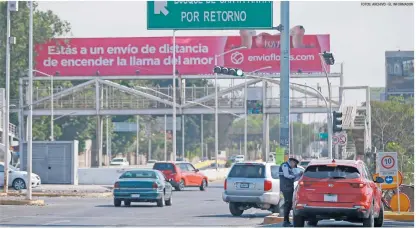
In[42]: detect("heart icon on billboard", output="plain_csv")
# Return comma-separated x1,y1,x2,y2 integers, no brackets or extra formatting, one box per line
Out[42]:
231,52,244,65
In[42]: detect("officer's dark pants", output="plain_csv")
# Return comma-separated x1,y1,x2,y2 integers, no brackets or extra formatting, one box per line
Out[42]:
282,189,294,222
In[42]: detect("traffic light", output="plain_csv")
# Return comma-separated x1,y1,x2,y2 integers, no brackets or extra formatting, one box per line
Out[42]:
213,66,244,77
322,51,335,65
332,111,343,133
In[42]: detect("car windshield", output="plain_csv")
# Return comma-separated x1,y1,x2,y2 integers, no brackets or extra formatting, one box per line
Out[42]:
9,165,17,171
228,164,265,178
271,166,303,179
120,170,157,179
304,165,360,179
300,161,310,167
112,159,124,162
153,163,175,172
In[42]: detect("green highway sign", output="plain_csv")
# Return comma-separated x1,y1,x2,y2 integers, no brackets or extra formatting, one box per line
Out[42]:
147,1,273,30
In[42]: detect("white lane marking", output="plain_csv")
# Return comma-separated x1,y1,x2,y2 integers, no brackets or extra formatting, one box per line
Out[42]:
42,220,71,225
14,216,167,220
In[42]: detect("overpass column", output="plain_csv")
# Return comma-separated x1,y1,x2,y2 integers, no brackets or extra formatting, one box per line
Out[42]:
94,115,103,167
262,81,270,161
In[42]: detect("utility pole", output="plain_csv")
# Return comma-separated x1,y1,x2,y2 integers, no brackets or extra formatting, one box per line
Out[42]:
279,1,291,158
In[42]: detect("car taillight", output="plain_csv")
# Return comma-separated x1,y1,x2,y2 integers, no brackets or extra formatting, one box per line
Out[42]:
114,182,120,189
224,179,227,190
350,183,364,188
152,182,158,189
264,180,272,191
298,181,310,187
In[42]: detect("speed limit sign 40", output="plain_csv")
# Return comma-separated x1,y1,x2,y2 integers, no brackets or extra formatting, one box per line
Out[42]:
378,152,398,176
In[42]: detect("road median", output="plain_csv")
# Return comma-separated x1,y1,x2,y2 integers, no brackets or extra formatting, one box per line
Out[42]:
0,197,45,206
5,191,113,198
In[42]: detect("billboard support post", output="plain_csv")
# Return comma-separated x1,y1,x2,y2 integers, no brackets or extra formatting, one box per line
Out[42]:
279,1,291,157
200,114,203,159
136,116,139,164
164,115,167,161
172,30,177,161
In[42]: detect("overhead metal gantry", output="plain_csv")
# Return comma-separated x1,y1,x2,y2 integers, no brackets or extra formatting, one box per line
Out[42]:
10,70,343,167
12,77,340,116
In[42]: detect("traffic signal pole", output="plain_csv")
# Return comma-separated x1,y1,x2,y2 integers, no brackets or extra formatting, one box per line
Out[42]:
327,83,333,159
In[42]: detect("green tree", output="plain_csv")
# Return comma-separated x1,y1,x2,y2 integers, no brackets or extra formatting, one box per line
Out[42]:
370,97,414,184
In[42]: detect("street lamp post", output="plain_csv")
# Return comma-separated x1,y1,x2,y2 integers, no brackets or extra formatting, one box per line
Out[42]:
3,1,13,194
214,46,247,170
246,74,332,158
246,66,272,160
31,70,55,141
27,1,34,200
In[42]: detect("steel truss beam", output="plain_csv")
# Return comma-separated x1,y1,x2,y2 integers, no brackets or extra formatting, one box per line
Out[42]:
28,79,178,108
21,106,337,116
98,79,177,107
182,78,263,108
265,79,340,106
31,79,96,106
23,72,342,81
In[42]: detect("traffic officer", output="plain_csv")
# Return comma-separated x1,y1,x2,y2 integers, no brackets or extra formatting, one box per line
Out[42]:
279,157,303,227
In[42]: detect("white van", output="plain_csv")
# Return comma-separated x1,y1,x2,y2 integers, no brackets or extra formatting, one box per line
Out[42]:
234,155,245,163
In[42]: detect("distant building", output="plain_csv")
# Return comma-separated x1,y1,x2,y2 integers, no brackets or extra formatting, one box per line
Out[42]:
370,87,386,102
385,51,414,97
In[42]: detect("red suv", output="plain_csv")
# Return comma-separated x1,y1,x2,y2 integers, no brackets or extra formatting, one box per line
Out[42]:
293,159,384,227
153,162,208,191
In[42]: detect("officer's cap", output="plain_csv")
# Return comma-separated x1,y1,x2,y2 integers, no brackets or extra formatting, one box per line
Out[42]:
289,157,300,164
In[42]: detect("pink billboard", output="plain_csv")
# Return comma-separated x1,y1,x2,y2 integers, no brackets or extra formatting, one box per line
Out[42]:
35,32,330,77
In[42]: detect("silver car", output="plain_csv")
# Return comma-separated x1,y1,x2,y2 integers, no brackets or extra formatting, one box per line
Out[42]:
222,162,304,216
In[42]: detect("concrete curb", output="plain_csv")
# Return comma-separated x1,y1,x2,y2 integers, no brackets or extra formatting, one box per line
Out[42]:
4,192,113,198
0,199,45,206
262,213,292,225
384,211,414,222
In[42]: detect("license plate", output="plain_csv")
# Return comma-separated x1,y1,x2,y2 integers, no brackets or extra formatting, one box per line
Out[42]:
324,194,337,202
131,194,140,198
239,183,249,188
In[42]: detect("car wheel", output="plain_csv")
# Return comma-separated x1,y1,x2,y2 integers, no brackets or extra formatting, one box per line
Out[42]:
293,215,305,227
307,220,319,226
124,200,131,207
363,204,375,227
229,202,244,216
12,178,26,190
199,179,207,191
176,179,185,191
114,199,121,207
374,203,384,227
165,194,172,206
157,193,165,207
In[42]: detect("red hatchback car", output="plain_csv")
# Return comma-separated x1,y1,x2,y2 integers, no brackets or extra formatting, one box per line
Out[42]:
293,159,385,227
153,162,208,191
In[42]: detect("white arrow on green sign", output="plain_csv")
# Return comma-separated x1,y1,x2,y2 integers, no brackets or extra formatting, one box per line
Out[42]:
147,1,274,30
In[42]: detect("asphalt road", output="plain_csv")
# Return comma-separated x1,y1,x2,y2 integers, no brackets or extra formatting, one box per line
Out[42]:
0,181,414,227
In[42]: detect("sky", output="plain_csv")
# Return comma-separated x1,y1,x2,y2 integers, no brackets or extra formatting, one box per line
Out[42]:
37,0,414,110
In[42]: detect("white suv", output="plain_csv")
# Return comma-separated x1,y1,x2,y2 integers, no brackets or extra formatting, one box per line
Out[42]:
0,162,41,190
222,162,304,216
110,158,129,166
